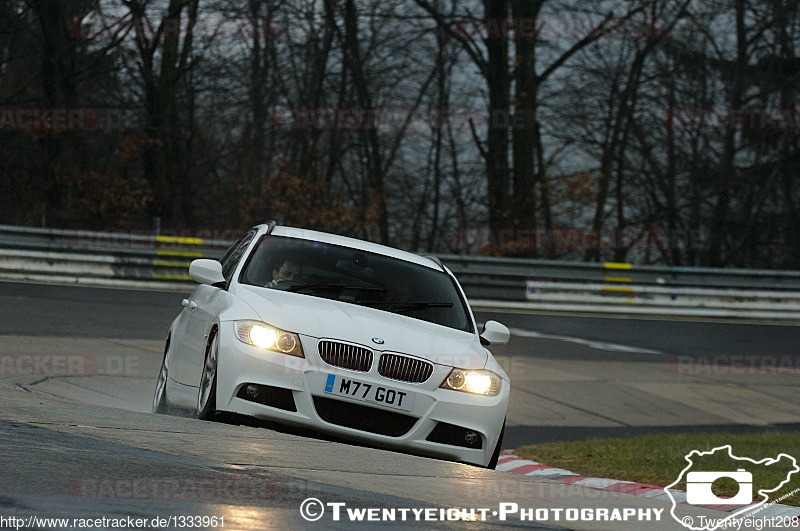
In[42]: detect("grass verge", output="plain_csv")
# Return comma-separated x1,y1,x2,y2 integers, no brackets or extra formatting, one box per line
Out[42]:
515,431,800,507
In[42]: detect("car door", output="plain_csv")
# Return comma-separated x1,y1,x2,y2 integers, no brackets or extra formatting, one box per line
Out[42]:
171,230,256,386
179,283,224,386
165,286,199,387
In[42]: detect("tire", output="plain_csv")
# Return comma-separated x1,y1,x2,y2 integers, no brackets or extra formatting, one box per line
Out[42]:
487,419,506,470
197,328,219,420
152,337,170,414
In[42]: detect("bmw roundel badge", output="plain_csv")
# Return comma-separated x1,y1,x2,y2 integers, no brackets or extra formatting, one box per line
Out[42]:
372,337,385,345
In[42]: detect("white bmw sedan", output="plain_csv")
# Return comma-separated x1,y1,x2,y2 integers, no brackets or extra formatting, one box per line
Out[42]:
153,223,511,468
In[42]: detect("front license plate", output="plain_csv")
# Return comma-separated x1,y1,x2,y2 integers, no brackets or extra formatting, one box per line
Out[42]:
323,374,415,412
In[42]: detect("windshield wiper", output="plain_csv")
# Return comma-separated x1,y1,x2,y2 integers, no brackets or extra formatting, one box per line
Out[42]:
285,283,386,294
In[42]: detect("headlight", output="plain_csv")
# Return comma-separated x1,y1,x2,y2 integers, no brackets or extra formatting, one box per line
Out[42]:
440,368,501,396
234,321,304,358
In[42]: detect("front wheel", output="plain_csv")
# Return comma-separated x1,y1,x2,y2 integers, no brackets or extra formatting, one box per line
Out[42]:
487,419,505,470
197,329,219,420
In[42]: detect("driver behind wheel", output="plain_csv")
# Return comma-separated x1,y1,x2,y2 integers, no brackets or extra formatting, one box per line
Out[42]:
265,258,302,288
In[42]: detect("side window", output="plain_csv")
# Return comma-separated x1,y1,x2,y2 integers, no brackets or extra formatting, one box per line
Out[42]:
220,231,255,282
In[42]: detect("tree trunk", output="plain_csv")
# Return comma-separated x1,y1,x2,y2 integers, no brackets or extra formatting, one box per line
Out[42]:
483,0,512,235
510,0,541,255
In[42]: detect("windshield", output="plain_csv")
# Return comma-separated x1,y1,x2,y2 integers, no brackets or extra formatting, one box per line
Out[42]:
239,235,472,333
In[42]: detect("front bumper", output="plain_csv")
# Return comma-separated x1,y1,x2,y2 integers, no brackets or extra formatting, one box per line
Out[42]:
215,325,509,467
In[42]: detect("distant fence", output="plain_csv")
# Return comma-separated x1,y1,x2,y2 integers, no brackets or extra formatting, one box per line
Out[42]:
0,225,228,287
2,224,799,320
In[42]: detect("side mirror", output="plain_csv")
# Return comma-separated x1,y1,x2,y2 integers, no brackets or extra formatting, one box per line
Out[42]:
480,320,510,346
189,259,226,287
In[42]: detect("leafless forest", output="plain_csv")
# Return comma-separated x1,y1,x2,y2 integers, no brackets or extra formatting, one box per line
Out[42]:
1,0,799,268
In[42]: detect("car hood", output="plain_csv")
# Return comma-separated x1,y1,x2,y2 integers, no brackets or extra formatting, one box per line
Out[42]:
233,284,487,368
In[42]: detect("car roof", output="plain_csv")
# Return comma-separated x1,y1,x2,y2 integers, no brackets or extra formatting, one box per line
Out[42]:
264,225,444,271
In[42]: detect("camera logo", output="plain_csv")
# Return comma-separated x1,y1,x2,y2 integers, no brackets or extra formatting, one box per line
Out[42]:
686,469,752,505
665,445,799,531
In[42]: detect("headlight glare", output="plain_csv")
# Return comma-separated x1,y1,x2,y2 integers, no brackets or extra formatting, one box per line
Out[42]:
249,325,277,349
441,368,500,396
465,371,492,394
234,321,304,358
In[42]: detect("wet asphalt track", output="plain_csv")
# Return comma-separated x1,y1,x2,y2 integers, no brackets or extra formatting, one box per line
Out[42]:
2,281,798,353
2,281,799,450
0,280,798,530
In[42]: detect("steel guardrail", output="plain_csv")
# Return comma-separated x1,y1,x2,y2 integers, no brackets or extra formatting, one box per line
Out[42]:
0,224,229,283
1,224,799,319
439,254,800,291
